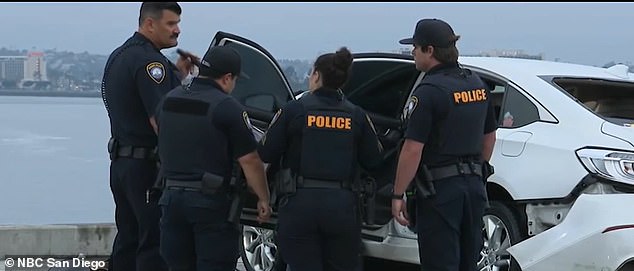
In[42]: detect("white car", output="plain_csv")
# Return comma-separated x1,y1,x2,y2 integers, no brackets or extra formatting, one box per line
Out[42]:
206,31,634,271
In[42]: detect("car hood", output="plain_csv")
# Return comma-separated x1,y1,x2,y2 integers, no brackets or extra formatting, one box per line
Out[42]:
601,121,634,148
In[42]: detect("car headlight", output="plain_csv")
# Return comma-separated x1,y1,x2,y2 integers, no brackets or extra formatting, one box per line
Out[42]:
576,148,634,185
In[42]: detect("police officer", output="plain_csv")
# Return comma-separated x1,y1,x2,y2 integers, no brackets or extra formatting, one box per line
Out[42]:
101,2,196,271
155,45,272,271
258,47,384,271
391,19,497,271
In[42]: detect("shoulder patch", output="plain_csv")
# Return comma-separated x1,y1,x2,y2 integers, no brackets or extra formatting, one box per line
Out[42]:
146,62,165,84
243,111,253,130
404,96,418,119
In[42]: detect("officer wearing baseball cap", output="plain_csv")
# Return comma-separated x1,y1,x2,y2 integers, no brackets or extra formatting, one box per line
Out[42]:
399,18,457,48
155,45,271,270
198,46,249,79
392,18,497,271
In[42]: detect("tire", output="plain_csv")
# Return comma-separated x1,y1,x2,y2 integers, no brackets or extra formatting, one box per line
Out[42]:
479,201,525,271
239,225,287,271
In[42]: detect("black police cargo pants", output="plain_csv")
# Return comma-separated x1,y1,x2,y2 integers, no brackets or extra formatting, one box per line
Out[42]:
159,189,240,271
109,158,167,271
277,189,361,271
416,175,487,271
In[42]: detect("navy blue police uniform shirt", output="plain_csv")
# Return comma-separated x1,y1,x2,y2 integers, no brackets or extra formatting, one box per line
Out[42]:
155,78,258,179
404,63,497,165
103,32,180,148
258,88,384,173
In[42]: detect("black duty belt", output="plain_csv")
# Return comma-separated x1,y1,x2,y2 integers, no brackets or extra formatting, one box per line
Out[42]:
429,162,482,181
165,179,202,191
297,177,351,190
115,146,157,160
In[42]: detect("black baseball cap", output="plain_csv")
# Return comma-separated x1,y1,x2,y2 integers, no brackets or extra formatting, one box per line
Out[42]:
199,45,248,79
399,18,456,48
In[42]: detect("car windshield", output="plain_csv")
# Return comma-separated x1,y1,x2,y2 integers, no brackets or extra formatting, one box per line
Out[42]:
553,77,634,124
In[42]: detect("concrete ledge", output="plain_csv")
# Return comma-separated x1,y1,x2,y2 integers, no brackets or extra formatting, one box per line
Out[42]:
0,223,116,258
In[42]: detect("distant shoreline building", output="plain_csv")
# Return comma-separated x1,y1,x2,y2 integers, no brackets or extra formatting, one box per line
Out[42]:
393,47,543,60
0,51,50,89
463,49,543,60
0,55,26,86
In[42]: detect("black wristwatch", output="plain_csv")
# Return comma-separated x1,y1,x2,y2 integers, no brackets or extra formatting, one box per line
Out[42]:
391,193,404,200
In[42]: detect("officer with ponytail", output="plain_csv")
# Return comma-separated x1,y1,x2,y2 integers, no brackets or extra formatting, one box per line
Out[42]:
258,47,384,271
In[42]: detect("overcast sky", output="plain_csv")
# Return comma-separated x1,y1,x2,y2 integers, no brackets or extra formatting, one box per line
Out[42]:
1,2,632,66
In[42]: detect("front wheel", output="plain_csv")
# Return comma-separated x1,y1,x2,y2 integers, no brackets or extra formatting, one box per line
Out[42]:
240,225,287,271
478,201,524,271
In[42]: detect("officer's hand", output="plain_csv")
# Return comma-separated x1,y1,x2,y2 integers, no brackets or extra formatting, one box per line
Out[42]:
176,49,200,77
391,199,410,226
256,199,272,224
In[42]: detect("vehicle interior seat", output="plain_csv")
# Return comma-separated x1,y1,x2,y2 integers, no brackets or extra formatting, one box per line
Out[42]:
595,98,634,119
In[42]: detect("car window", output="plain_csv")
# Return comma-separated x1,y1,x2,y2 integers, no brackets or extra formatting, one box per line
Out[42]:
222,40,291,114
554,78,634,122
499,85,539,128
344,60,418,118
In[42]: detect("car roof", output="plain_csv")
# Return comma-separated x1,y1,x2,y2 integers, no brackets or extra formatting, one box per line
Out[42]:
458,56,634,83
